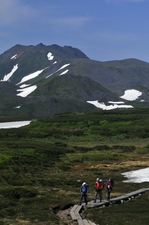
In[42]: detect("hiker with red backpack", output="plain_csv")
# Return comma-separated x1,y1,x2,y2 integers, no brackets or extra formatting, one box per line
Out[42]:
94,178,104,203
79,182,89,205
106,178,114,200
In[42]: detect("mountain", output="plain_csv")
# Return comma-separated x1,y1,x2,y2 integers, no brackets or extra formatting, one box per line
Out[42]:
0,43,149,118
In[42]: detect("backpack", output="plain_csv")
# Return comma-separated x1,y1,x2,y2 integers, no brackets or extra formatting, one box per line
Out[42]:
81,185,87,193
94,180,104,190
99,179,104,188
106,179,114,189
111,179,114,187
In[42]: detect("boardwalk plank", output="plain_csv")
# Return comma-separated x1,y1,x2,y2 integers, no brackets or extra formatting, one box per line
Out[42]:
87,188,149,209
78,219,85,225
70,188,149,225
76,205,83,213
75,212,82,220
88,221,96,225
70,205,78,221
70,204,83,221
71,204,79,211
82,219,90,225
70,211,77,221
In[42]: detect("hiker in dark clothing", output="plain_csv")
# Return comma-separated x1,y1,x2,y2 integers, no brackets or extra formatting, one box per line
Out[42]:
79,182,88,205
106,178,114,200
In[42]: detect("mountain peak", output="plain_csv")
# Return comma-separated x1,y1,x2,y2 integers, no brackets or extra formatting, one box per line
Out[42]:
0,43,149,118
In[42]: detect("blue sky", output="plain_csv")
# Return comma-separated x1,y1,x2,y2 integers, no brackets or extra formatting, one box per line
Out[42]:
0,0,149,62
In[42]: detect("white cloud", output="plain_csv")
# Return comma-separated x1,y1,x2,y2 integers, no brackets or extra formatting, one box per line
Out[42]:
49,16,92,28
0,0,37,26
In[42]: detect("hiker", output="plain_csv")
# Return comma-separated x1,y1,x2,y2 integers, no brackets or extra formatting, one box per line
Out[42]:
79,182,88,205
106,178,114,200
94,178,104,203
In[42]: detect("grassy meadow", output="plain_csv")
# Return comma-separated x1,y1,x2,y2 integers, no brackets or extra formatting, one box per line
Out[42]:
0,109,149,224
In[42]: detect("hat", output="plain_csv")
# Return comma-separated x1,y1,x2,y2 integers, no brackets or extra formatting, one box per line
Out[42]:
96,178,99,181
82,182,86,185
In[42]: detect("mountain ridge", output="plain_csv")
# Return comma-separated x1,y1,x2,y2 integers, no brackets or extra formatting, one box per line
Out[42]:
0,43,149,118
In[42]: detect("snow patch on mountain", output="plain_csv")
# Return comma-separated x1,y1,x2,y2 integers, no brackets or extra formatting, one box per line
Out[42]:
11,54,17,59
58,64,70,71
19,84,30,88
59,69,69,76
17,68,47,85
15,63,70,97
46,63,70,78
120,89,142,101
87,89,143,110
108,101,124,104
1,64,18,81
17,85,37,97
47,52,54,60
87,100,133,110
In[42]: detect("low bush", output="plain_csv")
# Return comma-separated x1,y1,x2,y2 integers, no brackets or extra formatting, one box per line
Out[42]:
0,187,38,199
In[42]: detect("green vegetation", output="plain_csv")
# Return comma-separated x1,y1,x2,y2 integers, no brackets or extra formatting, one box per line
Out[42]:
85,192,149,225
0,109,149,224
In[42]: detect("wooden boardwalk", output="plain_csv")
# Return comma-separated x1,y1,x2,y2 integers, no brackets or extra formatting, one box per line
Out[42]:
70,204,96,225
86,188,149,209
69,188,149,225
